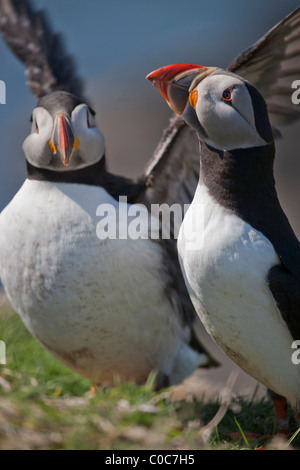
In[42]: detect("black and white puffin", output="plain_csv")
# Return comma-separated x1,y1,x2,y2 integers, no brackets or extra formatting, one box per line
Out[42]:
147,8,300,431
0,0,217,388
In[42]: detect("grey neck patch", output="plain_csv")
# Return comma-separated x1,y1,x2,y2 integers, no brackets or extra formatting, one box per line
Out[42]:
183,104,208,139
244,82,273,143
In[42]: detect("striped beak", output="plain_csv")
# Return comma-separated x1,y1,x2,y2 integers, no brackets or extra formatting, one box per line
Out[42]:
146,63,216,115
49,112,80,166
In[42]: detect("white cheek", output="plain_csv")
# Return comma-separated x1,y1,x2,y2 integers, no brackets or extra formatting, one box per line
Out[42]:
32,107,54,135
22,108,54,166
71,105,105,163
78,127,105,157
25,109,53,152
196,99,266,150
195,76,268,150
22,133,52,167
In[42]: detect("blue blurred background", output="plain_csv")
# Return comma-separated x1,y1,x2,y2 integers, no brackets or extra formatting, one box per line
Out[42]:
0,0,299,234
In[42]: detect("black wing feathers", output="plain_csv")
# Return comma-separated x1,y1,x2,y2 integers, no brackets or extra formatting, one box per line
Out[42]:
0,0,84,99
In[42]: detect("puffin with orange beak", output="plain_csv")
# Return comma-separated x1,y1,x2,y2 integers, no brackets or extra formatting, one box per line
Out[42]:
48,111,80,167
23,91,101,172
147,60,300,433
0,0,217,389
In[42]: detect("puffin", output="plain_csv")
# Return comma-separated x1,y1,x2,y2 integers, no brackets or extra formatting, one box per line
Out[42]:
147,8,300,432
0,0,217,388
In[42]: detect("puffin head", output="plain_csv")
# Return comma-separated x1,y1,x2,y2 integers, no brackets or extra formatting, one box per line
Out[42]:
147,64,273,151
23,91,105,171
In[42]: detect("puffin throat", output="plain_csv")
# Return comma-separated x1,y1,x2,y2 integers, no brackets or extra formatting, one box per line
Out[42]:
199,140,278,231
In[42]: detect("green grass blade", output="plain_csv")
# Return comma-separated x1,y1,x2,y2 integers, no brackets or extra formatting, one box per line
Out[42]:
285,426,300,448
234,415,250,448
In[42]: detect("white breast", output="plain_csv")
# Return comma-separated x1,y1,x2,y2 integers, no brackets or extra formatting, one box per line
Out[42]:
0,179,201,385
178,183,300,408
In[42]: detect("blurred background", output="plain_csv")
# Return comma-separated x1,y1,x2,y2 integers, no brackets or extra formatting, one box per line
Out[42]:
0,0,300,406
0,0,299,235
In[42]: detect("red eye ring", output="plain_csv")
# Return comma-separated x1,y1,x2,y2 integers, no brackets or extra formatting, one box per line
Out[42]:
222,88,232,102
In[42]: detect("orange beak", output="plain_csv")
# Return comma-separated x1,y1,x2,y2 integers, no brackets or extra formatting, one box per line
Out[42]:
146,63,216,114
49,112,80,166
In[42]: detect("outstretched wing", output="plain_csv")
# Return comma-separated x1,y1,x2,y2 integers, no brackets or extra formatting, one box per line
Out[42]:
0,0,84,99
0,0,217,367
229,7,300,133
136,114,199,220
140,7,300,210
133,115,210,361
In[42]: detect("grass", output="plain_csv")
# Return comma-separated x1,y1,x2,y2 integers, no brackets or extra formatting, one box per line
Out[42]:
0,299,299,450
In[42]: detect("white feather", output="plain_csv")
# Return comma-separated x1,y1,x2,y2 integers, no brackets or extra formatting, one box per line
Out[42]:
0,179,205,385
178,183,300,408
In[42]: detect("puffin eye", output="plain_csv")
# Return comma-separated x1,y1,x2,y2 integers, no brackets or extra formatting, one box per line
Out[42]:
221,88,232,103
35,120,39,133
